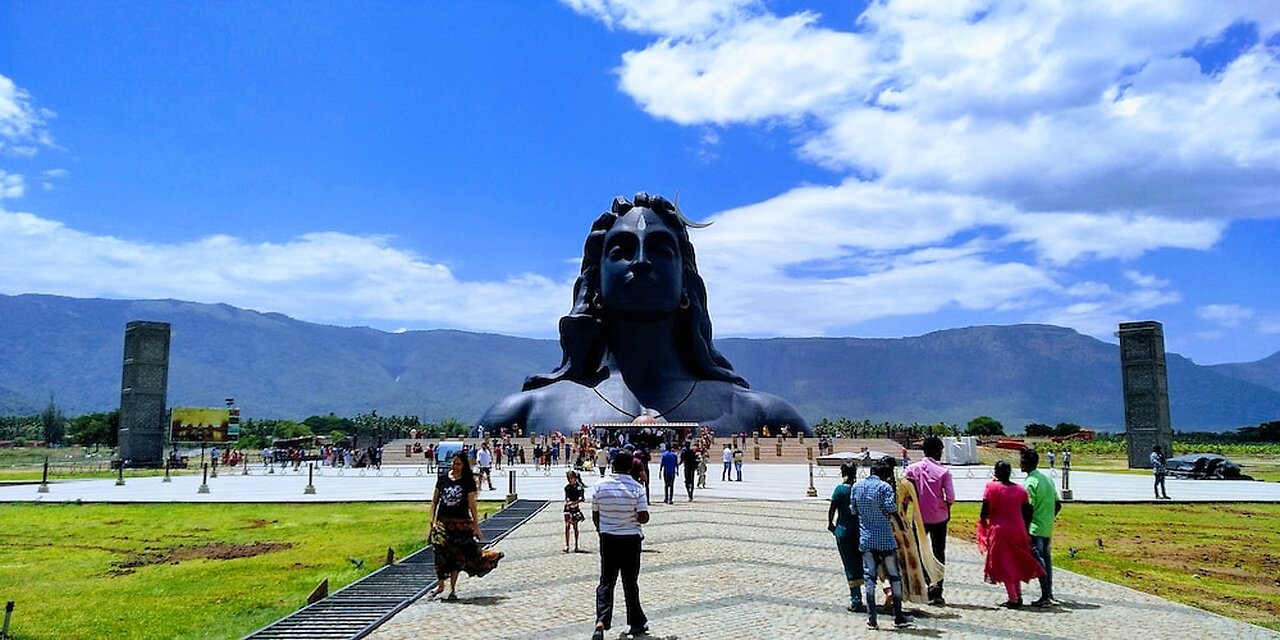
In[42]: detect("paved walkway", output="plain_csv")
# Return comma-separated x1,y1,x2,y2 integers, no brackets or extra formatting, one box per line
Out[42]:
4,462,1278,503
368,500,1278,640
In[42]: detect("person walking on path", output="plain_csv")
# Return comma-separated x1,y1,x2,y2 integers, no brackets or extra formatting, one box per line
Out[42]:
679,441,699,501
660,446,678,504
732,446,744,481
696,450,708,489
977,460,1044,608
1151,445,1170,499
721,444,733,481
851,459,914,630
591,454,650,640
904,436,955,605
828,461,866,613
564,470,586,553
629,445,652,505
426,452,504,601
476,443,495,491
1022,449,1061,607
893,466,945,606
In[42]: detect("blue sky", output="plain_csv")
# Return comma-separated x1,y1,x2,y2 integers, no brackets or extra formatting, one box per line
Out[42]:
1,1,1278,365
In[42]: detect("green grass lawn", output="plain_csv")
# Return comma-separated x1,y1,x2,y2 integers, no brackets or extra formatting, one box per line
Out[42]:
949,502,1280,631
0,501,502,640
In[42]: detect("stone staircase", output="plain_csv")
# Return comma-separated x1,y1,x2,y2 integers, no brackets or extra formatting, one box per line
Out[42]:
721,436,913,464
380,438,476,465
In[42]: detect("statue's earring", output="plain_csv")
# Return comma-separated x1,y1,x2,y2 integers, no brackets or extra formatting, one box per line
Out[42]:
592,292,603,310
679,292,691,310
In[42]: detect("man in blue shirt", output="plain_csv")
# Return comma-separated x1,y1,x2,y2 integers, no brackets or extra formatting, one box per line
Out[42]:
659,446,679,504
851,458,914,630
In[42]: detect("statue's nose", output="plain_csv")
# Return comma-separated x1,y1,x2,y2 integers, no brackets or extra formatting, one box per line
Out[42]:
630,260,653,277
632,246,654,270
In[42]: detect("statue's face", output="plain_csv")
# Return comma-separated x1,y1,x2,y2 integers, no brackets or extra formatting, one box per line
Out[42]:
600,207,683,315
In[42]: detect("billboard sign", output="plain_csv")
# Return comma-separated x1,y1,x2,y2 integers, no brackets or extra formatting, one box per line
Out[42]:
170,407,233,442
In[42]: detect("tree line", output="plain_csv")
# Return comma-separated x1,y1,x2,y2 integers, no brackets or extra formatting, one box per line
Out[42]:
5,402,1279,448
812,414,1280,442
0,403,473,449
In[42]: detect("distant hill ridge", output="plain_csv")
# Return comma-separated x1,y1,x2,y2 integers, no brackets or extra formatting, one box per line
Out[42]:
1,293,1278,431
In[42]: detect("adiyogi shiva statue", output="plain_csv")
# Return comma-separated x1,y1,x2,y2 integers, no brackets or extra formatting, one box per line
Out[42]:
476,193,809,437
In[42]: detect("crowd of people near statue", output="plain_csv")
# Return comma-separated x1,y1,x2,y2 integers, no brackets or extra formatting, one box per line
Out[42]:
259,446,309,469
316,445,383,469
417,428,1062,636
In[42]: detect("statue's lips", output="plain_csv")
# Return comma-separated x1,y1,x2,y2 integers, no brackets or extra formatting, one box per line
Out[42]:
623,273,661,288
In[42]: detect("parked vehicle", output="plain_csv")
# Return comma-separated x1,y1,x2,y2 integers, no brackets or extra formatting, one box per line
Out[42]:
1165,453,1254,480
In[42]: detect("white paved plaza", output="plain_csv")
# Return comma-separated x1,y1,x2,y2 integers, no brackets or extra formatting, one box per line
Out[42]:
3,461,1278,504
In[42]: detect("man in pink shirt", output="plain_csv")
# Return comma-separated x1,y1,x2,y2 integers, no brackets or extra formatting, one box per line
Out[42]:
904,436,955,605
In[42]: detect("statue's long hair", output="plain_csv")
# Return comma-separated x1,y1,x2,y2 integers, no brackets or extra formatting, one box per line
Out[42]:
523,193,748,390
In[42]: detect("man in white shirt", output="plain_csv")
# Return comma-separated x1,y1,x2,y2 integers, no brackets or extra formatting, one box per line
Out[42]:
476,443,495,490
721,444,733,481
591,454,650,640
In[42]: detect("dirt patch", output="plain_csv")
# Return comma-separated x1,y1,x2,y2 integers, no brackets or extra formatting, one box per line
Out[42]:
112,541,294,573
242,519,278,529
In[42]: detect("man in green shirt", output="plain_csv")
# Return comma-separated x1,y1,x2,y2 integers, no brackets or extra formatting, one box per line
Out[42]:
1021,448,1061,607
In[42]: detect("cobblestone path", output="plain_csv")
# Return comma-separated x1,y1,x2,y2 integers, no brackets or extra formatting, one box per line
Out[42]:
368,500,1278,639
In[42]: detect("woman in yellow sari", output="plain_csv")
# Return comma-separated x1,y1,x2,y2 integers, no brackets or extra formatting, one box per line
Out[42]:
890,473,944,604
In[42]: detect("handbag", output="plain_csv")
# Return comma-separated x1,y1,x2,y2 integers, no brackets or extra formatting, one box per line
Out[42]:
428,522,449,546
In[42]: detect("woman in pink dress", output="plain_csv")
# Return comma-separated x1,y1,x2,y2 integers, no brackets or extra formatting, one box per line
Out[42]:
977,460,1045,608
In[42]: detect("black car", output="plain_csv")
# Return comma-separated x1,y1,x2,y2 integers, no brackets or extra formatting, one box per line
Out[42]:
1165,453,1253,480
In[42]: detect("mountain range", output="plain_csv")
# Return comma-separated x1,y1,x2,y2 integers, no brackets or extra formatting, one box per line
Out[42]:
2,293,1278,432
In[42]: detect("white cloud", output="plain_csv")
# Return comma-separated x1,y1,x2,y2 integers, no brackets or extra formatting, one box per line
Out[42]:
617,12,877,124
561,0,758,37
1123,270,1170,289
0,208,572,336
1005,213,1223,265
686,181,1057,334
0,74,55,156
1259,316,1280,335
1197,303,1256,327
1035,279,1181,339
0,171,24,200
592,3,1280,219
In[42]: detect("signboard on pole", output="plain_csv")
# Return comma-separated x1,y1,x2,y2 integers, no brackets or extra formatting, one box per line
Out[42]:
170,407,234,443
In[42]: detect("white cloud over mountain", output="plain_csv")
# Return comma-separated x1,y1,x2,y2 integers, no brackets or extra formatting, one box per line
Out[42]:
0,206,570,335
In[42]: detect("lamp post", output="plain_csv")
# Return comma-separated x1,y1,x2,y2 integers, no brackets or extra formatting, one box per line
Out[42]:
198,463,210,494
1061,455,1074,501
38,456,50,493
304,463,316,495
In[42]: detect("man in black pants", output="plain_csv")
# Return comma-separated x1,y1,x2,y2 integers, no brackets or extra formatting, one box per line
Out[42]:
904,436,954,605
679,441,699,501
591,454,650,640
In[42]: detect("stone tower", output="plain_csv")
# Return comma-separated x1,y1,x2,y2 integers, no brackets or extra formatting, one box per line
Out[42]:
1118,321,1173,468
117,321,171,467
